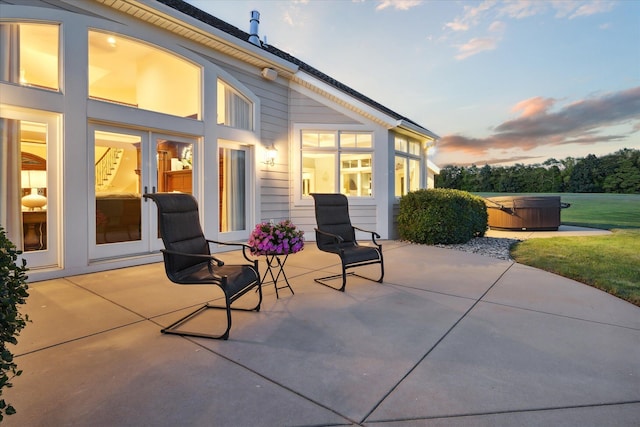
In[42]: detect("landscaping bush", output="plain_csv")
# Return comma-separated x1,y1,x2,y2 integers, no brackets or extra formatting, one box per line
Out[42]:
398,189,488,244
0,226,30,421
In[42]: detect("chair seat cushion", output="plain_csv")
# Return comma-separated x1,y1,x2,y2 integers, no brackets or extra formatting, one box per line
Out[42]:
329,245,380,265
173,262,258,295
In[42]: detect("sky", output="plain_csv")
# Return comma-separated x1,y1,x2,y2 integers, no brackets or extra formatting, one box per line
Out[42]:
186,0,640,167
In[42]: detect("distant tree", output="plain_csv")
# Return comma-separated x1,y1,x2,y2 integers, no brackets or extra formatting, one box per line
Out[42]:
434,149,639,194
560,157,577,191
568,154,602,192
602,149,640,193
478,164,494,191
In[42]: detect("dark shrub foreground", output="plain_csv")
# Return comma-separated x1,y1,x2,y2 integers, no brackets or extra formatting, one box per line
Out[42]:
398,189,488,244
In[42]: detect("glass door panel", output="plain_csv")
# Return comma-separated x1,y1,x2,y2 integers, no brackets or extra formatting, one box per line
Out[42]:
0,109,59,269
90,126,198,258
94,130,142,245
157,139,193,194
90,126,147,259
219,143,250,241
153,136,194,250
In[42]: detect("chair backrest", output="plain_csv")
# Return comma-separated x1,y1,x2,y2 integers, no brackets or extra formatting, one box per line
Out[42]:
145,193,210,276
311,193,356,249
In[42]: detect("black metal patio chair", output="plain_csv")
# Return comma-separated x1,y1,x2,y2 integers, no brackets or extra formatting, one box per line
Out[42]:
311,193,384,292
144,192,261,340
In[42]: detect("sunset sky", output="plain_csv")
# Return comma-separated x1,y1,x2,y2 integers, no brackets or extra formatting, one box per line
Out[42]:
186,0,640,167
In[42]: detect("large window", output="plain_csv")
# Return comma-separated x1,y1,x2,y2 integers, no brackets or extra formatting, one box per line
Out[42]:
0,22,59,90
395,136,422,197
301,131,373,197
217,79,253,130
88,30,200,118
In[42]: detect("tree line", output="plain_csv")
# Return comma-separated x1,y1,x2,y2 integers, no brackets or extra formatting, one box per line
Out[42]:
434,148,640,194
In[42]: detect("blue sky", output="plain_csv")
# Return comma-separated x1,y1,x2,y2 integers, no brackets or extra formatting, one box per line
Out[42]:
187,0,640,167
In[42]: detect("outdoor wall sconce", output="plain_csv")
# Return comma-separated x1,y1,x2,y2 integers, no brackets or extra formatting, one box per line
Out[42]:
264,144,277,166
261,67,278,81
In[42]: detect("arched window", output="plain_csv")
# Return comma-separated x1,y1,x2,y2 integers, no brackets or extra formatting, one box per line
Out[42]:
88,30,200,119
217,79,253,131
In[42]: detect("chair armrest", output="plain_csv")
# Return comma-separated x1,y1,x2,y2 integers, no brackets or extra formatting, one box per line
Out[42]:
205,239,255,264
161,249,225,267
353,226,382,247
314,228,345,244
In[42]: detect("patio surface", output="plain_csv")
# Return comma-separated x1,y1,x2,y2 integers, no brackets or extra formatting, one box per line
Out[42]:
5,228,640,426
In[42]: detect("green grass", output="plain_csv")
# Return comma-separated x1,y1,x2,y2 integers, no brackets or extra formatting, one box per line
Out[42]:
476,193,640,306
511,229,640,306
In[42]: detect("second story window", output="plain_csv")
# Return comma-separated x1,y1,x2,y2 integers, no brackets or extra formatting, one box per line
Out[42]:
88,30,201,118
0,22,59,91
217,79,253,130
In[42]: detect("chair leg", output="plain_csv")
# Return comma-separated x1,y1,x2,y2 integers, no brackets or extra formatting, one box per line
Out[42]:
353,255,384,283
161,288,261,340
314,259,384,292
314,272,348,292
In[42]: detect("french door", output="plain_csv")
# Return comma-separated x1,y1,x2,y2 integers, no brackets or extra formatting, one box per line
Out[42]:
89,124,196,259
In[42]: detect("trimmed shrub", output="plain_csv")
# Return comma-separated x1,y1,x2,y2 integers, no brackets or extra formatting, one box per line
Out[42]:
398,189,488,244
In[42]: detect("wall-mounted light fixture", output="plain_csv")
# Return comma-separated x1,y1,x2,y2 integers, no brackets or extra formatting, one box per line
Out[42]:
261,67,277,81
264,144,277,166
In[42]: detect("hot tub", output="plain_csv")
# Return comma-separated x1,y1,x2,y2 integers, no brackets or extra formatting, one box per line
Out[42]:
485,196,570,231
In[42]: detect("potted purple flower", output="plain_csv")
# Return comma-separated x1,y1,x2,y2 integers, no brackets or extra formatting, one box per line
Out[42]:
248,220,304,256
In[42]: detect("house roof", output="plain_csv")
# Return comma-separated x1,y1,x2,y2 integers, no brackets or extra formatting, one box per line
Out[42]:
156,0,439,141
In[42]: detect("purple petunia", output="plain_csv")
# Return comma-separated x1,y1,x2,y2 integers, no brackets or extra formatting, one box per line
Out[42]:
248,220,305,256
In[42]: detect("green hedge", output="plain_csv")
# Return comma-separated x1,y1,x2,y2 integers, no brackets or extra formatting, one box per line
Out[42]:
397,189,488,244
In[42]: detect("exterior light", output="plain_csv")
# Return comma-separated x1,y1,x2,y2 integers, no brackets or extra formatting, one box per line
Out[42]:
261,67,277,81
264,144,277,166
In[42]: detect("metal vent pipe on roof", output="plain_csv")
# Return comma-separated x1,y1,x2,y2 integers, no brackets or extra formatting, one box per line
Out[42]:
248,11,261,46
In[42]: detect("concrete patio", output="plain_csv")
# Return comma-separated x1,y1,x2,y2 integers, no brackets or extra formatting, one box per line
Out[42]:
4,235,640,426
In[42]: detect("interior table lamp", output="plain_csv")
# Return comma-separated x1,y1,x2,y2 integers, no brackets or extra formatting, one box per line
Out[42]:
21,170,47,210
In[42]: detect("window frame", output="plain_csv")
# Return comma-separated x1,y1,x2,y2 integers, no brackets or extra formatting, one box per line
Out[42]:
216,78,255,131
88,29,201,119
394,136,423,198
298,128,375,200
0,22,60,92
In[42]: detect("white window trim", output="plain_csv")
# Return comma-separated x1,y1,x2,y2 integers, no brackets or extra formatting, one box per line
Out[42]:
394,136,424,199
215,72,260,134
293,123,378,206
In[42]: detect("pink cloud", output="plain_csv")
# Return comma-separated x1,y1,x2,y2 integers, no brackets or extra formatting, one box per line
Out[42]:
512,97,556,117
437,87,640,159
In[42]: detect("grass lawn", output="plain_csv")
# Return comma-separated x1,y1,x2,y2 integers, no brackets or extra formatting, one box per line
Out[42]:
511,229,640,306
477,193,640,307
